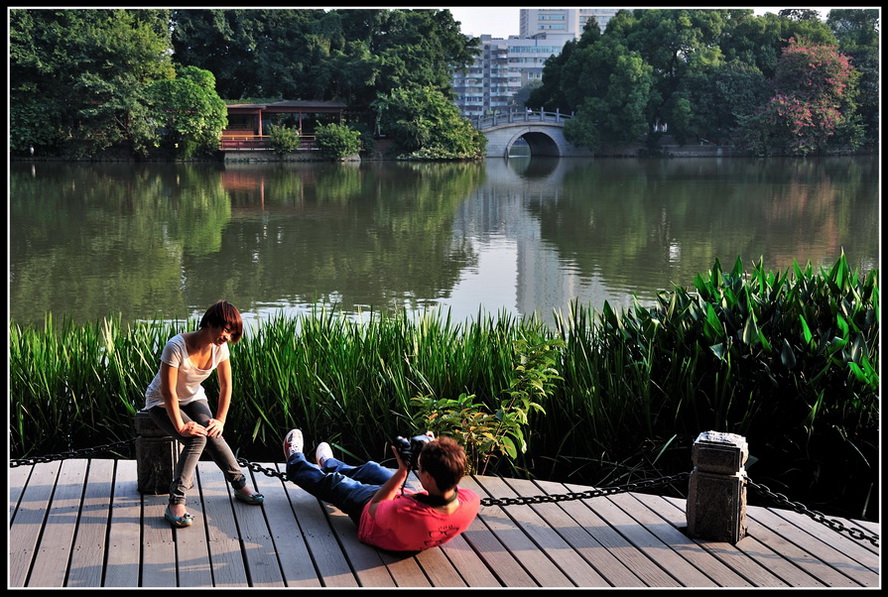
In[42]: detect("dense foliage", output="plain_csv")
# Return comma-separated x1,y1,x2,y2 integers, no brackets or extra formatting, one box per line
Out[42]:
530,8,879,155
169,9,478,106
372,86,487,159
9,255,879,520
9,8,878,159
9,8,479,160
314,123,363,159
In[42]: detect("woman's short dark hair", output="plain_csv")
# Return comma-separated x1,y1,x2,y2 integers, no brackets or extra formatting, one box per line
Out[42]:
418,436,467,491
199,300,243,343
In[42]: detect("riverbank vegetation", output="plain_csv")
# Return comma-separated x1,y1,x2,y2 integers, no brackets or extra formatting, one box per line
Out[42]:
9,9,879,160
9,255,879,520
529,9,879,156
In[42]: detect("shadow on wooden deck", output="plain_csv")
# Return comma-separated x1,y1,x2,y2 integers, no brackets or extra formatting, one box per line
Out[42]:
8,458,880,588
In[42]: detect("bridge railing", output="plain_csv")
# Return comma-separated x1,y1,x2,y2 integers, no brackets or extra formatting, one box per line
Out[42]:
469,109,574,130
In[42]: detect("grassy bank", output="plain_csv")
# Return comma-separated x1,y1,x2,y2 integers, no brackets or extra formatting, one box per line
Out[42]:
9,255,879,520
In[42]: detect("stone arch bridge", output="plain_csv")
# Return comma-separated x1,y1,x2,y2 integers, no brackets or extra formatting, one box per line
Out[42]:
470,110,595,158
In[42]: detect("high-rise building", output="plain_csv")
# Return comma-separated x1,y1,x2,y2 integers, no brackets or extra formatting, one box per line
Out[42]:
452,9,625,117
451,33,574,117
520,8,621,36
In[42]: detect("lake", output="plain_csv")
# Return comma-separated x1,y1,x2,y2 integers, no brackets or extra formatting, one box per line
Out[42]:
9,155,880,329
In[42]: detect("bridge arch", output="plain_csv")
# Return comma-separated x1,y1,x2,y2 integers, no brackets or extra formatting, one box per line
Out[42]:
507,130,562,158
474,111,594,158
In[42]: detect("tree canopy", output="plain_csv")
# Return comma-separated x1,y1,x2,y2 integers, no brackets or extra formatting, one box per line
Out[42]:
529,8,877,155
169,8,478,106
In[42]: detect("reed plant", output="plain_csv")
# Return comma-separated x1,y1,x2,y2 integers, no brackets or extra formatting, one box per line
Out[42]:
7,254,879,519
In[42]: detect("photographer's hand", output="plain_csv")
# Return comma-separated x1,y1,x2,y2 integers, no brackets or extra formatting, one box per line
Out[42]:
366,445,410,520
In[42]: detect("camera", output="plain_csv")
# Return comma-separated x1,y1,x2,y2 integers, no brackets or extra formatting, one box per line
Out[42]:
394,434,432,470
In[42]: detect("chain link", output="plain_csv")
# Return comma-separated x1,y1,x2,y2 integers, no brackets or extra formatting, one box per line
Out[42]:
478,471,691,507
9,444,879,548
9,438,135,467
747,478,879,547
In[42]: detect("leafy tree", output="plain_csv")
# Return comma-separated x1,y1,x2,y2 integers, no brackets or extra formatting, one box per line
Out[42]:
562,50,653,151
735,37,860,156
146,66,228,158
170,9,478,106
680,59,770,144
373,86,486,159
827,9,879,147
10,9,175,157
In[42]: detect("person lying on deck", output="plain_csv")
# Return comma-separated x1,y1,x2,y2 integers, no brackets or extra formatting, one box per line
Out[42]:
282,429,480,552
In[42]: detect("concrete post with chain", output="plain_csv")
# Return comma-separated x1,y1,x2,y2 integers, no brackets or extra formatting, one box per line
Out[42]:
686,430,749,544
134,411,186,494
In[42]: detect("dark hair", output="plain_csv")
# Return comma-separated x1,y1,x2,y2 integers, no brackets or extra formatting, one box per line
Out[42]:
199,300,243,343
417,436,467,491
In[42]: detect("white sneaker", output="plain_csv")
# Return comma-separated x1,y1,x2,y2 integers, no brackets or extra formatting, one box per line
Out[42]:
315,442,334,467
283,429,304,460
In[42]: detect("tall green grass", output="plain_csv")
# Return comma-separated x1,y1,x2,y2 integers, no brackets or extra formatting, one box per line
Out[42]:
8,255,879,518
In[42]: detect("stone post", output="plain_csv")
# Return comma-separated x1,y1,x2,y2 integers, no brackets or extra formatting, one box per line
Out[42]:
686,430,749,544
134,411,185,495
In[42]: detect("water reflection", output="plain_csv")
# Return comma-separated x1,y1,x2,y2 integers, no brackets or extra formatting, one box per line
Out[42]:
8,156,879,328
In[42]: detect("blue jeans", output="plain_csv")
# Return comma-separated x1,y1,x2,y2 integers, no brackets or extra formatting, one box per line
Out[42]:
148,400,247,506
286,453,394,523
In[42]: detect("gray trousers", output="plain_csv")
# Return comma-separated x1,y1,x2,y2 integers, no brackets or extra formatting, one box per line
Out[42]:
148,399,247,506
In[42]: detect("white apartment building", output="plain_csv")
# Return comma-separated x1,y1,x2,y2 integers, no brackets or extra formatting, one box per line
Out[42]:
452,33,575,118
452,9,625,117
520,8,621,36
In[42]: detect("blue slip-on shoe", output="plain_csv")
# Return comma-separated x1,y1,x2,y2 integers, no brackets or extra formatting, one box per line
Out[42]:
164,507,194,528
234,491,265,505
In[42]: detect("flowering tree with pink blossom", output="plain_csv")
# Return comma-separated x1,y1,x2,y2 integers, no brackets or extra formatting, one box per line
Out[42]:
735,36,861,156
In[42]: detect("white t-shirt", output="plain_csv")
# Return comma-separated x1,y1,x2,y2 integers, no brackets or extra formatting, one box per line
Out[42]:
144,334,230,410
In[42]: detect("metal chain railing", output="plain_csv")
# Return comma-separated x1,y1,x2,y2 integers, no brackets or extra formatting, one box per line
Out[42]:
9,438,135,467
746,478,879,547
10,443,879,548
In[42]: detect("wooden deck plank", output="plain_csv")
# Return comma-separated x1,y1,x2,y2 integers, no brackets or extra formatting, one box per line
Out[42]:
8,461,61,587
767,507,880,572
66,459,115,587
26,458,88,587
141,493,179,587
435,533,502,587
457,476,539,586
171,465,213,587
661,496,827,587
8,463,31,519
746,506,878,587
532,479,648,587
412,544,469,587
250,463,323,587
5,459,879,588
556,481,681,587
276,464,360,588
324,504,400,587
103,460,142,587
607,490,753,587
229,466,286,587
195,460,249,587
493,476,611,587
466,475,574,587
631,491,791,587
567,482,716,587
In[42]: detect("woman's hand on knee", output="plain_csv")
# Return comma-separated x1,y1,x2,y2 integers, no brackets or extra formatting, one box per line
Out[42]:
206,418,224,437
179,421,208,437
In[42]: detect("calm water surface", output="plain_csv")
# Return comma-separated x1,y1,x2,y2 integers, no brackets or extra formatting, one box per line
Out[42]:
9,156,879,328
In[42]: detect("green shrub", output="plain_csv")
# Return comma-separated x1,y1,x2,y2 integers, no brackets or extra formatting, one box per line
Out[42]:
314,122,361,159
266,123,301,154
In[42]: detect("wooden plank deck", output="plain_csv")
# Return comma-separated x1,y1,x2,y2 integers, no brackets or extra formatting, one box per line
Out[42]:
7,458,880,588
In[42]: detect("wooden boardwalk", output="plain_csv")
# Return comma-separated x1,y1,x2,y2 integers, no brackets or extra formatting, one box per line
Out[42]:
8,458,880,588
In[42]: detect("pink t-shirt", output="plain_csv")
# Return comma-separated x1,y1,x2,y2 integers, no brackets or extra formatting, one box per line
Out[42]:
358,487,480,552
